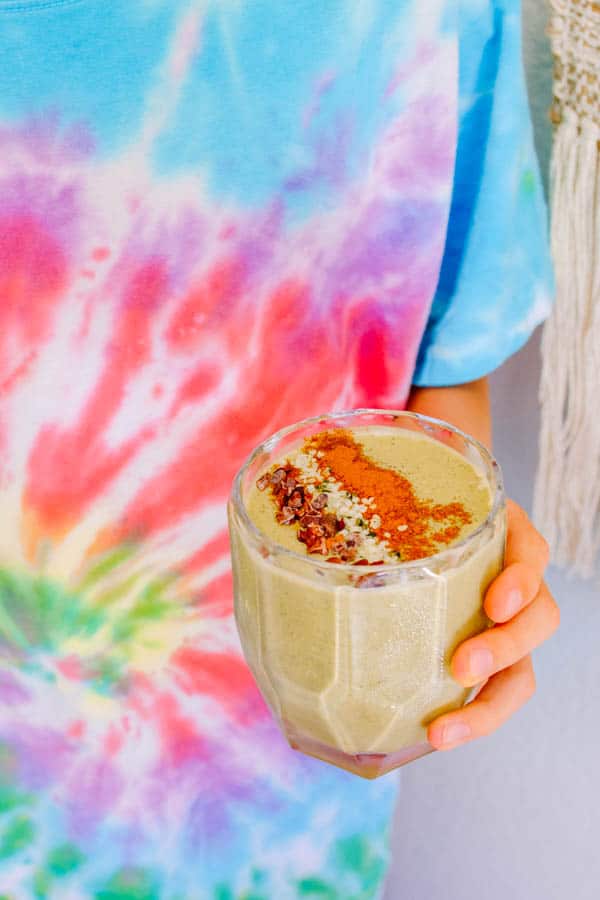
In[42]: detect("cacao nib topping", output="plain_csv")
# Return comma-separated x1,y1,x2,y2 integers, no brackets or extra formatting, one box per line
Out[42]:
256,460,369,564
299,514,322,527
322,513,341,537
288,488,305,509
278,506,296,525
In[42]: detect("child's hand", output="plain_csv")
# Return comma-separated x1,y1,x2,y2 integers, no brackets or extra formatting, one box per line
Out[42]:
428,499,560,751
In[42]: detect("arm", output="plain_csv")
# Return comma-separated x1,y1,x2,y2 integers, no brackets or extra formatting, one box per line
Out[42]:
407,377,491,447
407,379,560,750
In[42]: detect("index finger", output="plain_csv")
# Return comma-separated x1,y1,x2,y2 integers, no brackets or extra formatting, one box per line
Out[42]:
505,500,550,580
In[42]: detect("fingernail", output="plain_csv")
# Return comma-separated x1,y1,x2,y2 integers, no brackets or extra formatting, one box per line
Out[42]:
504,588,523,618
467,647,494,680
440,722,471,747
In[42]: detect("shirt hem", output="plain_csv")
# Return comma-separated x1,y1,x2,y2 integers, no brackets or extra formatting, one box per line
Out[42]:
411,320,549,388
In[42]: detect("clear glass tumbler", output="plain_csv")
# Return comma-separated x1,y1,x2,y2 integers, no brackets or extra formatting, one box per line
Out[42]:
228,410,506,778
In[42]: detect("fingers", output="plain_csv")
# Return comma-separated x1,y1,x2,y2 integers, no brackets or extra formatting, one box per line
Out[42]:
484,501,550,623
452,582,560,687
429,501,557,752
505,500,550,576
428,656,536,751
484,561,541,622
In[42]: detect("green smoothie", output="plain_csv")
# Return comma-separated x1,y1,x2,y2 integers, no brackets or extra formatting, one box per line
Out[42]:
229,417,505,778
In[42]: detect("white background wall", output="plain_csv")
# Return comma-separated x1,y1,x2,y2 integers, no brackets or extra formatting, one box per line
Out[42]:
385,3,600,897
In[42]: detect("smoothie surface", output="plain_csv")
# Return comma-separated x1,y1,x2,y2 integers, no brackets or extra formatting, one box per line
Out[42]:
247,428,492,564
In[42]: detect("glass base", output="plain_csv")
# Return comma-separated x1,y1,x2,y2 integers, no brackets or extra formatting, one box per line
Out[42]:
287,730,434,779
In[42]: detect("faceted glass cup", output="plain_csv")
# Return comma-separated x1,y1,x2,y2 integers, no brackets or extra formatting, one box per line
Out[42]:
228,409,506,779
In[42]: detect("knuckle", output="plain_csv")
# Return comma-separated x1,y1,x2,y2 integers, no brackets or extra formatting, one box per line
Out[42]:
506,497,522,515
507,499,527,526
537,534,551,569
512,562,538,597
496,626,521,665
547,596,561,634
476,701,499,737
522,665,537,702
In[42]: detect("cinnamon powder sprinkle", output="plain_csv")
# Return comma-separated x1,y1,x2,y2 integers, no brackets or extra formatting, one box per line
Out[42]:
256,430,474,564
305,430,471,561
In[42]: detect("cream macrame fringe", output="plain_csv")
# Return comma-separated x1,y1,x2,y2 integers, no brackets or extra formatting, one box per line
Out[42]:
533,0,600,577
534,111,600,577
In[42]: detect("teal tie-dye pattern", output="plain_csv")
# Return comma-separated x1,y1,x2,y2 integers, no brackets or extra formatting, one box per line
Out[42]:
0,0,549,896
414,0,554,385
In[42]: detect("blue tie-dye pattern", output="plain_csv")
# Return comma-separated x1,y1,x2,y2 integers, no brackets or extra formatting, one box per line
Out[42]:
0,1,550,897
414,0,554,385
153,1,414,215
0,0,190,153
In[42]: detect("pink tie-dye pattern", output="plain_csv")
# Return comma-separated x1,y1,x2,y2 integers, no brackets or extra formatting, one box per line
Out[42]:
9,90,455,557
0,32,457,884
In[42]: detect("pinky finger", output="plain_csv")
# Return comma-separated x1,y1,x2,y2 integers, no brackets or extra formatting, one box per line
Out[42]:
428,655,536,751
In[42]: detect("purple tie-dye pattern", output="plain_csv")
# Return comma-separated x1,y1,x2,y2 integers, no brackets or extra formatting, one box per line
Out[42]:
0,3,459,896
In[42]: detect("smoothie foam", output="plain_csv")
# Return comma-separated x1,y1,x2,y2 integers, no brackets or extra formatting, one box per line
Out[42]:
229,417,505,777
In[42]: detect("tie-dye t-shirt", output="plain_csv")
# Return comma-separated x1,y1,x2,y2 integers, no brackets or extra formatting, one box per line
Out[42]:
0,1,551,898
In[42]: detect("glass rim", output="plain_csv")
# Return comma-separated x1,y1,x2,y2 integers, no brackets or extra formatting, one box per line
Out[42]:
230,408,505,574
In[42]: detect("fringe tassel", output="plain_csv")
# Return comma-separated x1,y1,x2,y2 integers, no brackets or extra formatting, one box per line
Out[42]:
534,108,600,577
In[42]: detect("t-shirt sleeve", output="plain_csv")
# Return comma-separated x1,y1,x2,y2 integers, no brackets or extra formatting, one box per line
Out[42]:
412,0,554,388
